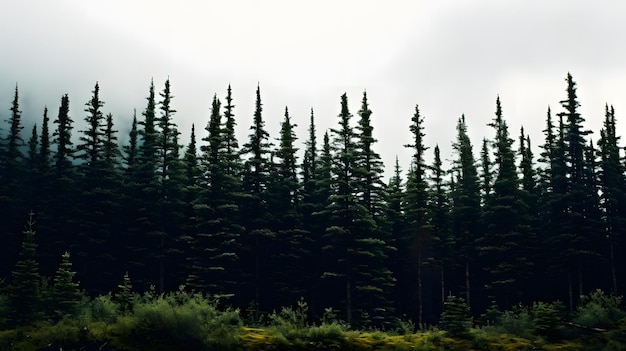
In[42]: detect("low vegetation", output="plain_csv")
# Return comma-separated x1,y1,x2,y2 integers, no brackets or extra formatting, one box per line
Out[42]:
0,288,624,351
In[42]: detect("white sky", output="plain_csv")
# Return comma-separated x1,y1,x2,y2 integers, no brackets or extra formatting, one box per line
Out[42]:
2,0,626,179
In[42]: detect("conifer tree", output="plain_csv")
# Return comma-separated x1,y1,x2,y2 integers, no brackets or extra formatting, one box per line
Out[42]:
0,86,26,273
480,138,492,205
270,107,313,303
323,93,394,327
429,144,452,312
51,252,81,319
75,83,121,292
556,73,596,308
47,94,77,276
404,104,431,324
479,96,533,307
188,96,238,296
355,92,386,219
116,271,135,313
155,78,185,292
597,104,624,293
450,115,481,306
241,84,275,313
130,81,161,289
7,212,41,326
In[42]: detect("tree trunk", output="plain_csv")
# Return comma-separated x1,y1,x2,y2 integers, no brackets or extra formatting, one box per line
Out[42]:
465,260,471,306
609,232,618,294
568,271,573,312
417,237,423,326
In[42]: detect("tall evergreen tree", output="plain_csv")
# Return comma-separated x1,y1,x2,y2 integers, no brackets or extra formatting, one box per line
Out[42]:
241,84,274,313
450,115,481,307
188,93,240,298
270,107,313,304
429,144,452,315
129,80,161,289
479,96,533,307
322,93,394,327
404,104,431,324
556,73,596,309
155,78,185,292
0,85,26,275
597,104,624,293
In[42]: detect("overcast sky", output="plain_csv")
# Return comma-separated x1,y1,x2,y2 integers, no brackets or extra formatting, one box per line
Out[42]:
2,0,626,178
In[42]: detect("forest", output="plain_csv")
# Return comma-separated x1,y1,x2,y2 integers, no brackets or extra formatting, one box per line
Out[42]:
0,73,625,350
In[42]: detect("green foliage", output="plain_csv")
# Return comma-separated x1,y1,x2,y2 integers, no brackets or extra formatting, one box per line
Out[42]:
115,271,136,313
532,301,564,338
50,251,82,320
574,289,625,329
496,304,535,339
439,295,472,338
7,212,42,326
123,288,242,350
87,293,121,324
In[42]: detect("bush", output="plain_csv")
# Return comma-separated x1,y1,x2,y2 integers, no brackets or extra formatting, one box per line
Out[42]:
127,288,242,350
574,289,625,329
497,304,534,339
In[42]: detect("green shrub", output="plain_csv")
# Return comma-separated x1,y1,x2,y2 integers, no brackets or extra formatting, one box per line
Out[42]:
87,293,120,323
497,304,534,339
574,289,625,329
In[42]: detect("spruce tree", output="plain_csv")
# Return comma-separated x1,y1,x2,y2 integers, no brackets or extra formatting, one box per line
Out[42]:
0,85,26,276
429,144,452,314
188,95,239,297
7,212,41,326
130,80,161,290
241,84,275,313
404,104,431,324
597,104,624,293
450,115,481,306
322,93,393,327
270,107,313,303
479,96,533,307
556,73,596,309
51,252,82,319
155,78,185,292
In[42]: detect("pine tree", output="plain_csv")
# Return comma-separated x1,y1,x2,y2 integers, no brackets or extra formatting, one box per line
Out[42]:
270,107,313,303
479,96,533,307
355,92,386,219
439,295,472,338
155,78,185,292
429,144,452,314
51,252,82,319
74,83,121,292
129,80,161,290
556,73,596,309
322,93,393,327
241,84,275,313
187,86,242,299
597,104,624,293
7,212,42,326
450,115,481,306
46,94,77,277
0,86,26,276
386,157,410,319
404,104,431,324
116,271,135,313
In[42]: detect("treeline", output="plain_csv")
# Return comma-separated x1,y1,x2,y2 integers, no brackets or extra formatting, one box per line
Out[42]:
0,73,624,328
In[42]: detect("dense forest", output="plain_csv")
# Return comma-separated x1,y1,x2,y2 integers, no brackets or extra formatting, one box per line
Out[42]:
0,72,624,333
